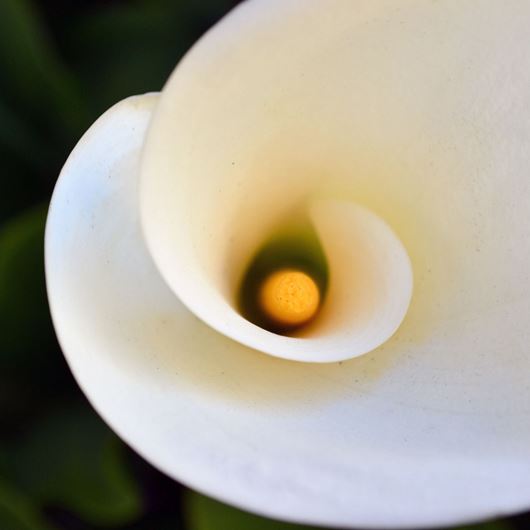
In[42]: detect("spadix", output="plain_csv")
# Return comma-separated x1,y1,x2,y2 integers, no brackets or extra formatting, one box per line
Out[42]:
258,269,321,330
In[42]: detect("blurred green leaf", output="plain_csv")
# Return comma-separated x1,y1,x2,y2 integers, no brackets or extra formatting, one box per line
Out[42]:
0,159,44,226
0,204,74,426
64,1,188,114
7,405,142,527
127,516,182,530
456,521,514,530
0,0,89,140
63,0,237,115
185,490,519,530
185,491,320,530
0,203,53,364
0,477,56,530
0,100,49,172
0,204,51,359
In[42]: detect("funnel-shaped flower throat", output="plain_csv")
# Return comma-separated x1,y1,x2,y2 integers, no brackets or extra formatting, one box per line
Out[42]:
238,218,329,335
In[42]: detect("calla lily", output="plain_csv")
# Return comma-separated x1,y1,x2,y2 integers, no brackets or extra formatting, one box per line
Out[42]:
45,0,530,528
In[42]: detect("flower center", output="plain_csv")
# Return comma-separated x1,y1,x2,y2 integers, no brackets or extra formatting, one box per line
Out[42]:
236,218,329,336
259,269,320,328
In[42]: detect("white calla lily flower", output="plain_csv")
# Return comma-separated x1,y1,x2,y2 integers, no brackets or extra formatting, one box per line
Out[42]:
46,0,530,528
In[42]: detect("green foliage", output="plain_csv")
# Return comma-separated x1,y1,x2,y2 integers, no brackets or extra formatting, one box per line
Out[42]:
0,0,89,141
185,492,519,530
61,0,237,116
0,99,49,172
0,204,51,359
0,478,56,530
6,405,142,527
185,491,321,530
456,521,514,530
0,204,57,425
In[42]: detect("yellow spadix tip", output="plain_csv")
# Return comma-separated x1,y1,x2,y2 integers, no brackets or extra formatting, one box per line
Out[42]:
259,269,320,328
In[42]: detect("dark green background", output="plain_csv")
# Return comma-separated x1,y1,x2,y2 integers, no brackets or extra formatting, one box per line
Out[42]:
0,1,527,529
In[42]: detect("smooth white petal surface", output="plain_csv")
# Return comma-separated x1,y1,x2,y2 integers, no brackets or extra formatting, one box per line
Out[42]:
305,199,412,361
140,0,530,364
47,0,530,528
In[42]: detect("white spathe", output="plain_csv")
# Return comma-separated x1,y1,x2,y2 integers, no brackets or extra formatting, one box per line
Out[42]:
46,0,530,528
142,184,413,362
